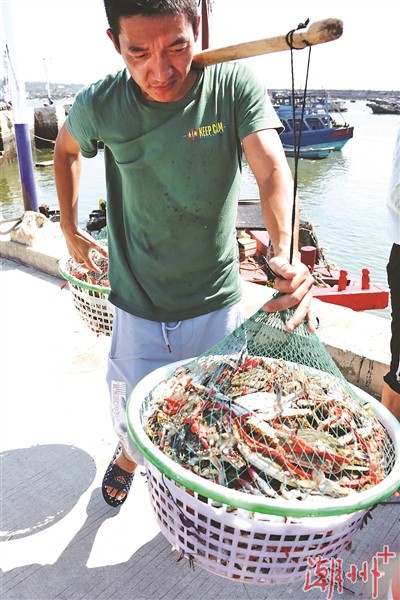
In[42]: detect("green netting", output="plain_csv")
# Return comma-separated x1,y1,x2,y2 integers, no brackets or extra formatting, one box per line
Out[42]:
143,300,396,505
198,303,352,385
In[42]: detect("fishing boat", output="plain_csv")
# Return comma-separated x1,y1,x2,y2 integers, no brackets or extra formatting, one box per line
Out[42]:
325,97,347,112
272,92,354,152
282,144,334,159
366,98,400,115
236,200,389,312
86,199,106,233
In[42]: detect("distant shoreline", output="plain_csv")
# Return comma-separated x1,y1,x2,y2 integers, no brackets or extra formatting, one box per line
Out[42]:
269,89,400,102
21,81,400,103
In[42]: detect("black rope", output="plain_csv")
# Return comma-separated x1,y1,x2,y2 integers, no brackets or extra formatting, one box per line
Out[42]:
285,20,312,264
0,215,23,234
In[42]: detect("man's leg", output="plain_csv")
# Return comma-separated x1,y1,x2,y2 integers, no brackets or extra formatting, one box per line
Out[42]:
103,303,244,505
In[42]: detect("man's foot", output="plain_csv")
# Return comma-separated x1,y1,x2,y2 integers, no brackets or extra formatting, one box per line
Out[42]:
102,444,137,507
381,382,400,421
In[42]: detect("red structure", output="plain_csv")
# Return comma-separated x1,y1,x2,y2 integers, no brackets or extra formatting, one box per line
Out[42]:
239,229,389,312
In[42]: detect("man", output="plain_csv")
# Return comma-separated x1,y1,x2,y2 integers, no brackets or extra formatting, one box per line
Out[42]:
382,127,400,421
54,0,315,507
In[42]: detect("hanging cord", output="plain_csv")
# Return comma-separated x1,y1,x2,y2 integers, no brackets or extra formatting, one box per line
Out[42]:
285,20,312,264
161,321,182,353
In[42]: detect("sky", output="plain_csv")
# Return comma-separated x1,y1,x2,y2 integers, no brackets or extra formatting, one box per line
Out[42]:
1,0,399,92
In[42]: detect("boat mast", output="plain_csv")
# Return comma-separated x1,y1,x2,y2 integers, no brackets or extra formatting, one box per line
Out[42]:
43,57,52,104
2,48,11,106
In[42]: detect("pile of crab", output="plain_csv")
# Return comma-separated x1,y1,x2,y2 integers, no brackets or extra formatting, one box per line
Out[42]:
144,355,394,501
65,249,109,288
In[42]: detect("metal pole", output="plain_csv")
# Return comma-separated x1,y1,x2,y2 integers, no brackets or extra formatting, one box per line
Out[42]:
2,0,38,212
201,0,210,50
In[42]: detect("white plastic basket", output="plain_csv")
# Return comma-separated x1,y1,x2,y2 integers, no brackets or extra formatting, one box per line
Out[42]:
127,359,400,585
58,258,114,336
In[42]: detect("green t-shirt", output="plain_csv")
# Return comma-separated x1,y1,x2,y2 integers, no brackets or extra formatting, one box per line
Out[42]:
66,63,282,321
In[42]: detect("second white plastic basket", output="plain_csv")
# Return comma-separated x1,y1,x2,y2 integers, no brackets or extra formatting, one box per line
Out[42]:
59,258,114,336
68,280,114,336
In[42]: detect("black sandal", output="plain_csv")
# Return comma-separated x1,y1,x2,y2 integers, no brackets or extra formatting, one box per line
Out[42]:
102,444,135,507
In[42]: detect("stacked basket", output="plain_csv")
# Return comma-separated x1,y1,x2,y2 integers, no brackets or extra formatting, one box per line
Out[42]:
58,252,114,336
127,355,400,585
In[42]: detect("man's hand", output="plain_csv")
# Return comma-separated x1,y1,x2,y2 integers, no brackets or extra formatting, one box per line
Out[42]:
63,227,108,273
262,256,316,332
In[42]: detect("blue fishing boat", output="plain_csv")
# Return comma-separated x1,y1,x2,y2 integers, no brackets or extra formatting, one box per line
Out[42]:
272,92,354,152
282,144,334,159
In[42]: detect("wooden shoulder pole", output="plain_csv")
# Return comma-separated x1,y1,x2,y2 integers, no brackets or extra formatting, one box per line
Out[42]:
193,18,343,67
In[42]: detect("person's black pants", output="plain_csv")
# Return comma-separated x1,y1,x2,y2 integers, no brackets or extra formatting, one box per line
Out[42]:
384,243,400,393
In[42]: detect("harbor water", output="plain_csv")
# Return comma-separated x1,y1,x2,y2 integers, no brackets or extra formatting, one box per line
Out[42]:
1,100,399,319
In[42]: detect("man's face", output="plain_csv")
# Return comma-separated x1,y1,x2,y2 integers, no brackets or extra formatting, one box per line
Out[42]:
108,13,200,103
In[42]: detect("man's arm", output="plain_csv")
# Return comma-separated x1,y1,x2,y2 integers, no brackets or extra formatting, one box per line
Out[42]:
242,128,316,332
54,124,107,271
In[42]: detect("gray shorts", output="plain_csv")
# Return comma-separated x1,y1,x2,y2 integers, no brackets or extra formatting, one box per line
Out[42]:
106,303,244,463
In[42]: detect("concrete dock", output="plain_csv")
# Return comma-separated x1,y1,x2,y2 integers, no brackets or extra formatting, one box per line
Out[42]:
1,223,399,600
